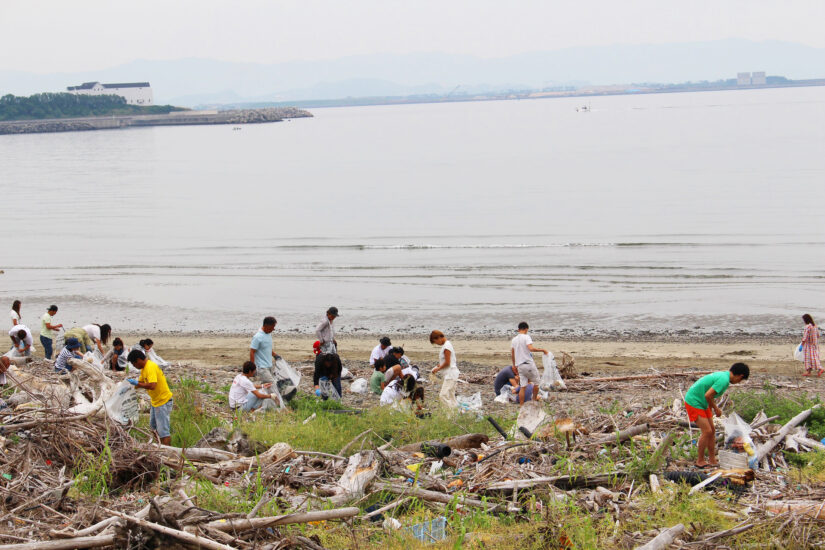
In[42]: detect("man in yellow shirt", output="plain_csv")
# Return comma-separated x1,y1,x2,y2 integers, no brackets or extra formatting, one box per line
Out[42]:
127,349,174,445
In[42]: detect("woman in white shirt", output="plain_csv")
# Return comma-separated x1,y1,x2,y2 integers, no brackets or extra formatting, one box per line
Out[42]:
9,300,21,327
429,330,460,408
83,323,112,353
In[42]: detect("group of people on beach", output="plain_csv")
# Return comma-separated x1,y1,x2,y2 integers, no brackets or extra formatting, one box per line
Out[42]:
5,299,823,467
7,300,174,445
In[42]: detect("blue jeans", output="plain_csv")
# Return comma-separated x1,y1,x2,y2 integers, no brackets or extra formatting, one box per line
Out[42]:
40,335,54,359
150,399,173,438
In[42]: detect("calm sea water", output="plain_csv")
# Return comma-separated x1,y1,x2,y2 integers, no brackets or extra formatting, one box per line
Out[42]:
2,87,824,337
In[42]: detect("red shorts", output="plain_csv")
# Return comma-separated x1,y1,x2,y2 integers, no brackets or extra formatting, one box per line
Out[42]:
685,402,712,422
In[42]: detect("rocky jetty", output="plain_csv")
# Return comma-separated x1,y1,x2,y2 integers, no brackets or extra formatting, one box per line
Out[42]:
0,107,313,135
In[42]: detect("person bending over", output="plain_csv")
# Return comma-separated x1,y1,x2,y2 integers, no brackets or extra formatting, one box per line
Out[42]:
370,336,392,365
102,338,128,371
8,325,33,357
314,352,343,400
54,337,83,374
83,323,112,354
127,349,174,446
684,363,749,468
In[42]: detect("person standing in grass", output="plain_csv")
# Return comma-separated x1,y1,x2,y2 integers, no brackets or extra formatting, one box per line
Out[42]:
40,305,62,360
250,316,279,385
801,314,822,377
429,330,459,408
684,363,749,468
511,322,549,405
315,307,339,354
127,349,174,446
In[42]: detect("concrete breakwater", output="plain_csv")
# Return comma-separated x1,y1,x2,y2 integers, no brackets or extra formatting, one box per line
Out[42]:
0,107,312,135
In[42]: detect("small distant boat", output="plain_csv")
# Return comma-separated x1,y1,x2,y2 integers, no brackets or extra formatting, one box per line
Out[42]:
576,104,591,113
233,126,242,130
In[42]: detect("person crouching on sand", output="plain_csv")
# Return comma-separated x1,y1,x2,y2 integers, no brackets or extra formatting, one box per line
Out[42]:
229,361,280,412
127,349,174,446
429,330,460,408
684,363,749,468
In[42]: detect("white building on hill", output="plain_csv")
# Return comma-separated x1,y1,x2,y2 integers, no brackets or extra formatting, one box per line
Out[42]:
66,82,153,105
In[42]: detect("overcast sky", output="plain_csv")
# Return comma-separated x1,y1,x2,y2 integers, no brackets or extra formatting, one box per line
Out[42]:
2,0,824,73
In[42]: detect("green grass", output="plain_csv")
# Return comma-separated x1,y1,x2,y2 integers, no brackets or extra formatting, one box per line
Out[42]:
730,384,825,438
170,376,225,447
239,396,513,455
74,437,113,497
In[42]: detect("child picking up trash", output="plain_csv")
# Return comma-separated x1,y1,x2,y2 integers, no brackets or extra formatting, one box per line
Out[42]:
684,363,750,468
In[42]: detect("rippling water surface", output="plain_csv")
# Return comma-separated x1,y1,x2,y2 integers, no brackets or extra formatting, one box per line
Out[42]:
2,87,824,336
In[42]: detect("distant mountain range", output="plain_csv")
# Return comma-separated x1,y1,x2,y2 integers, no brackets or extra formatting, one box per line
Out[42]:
2,39,823,107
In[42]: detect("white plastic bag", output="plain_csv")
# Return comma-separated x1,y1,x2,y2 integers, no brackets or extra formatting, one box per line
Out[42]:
540,352,567,391
350,378,368,394
53,328,66,356
494,385,512,404
147,349,170,368
274,357,301,387
340,367,354,380
104,381,140,425
457,391,483,413
320,378,341,401
83,350,106,371
723,412,758,468
794,344,804,361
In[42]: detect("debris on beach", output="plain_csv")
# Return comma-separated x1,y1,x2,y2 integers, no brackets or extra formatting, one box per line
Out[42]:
2,357,825,548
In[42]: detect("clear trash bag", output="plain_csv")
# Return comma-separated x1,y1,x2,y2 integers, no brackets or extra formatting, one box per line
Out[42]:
540,352,567,391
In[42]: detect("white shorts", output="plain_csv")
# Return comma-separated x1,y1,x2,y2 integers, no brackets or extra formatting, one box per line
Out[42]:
517,362,539,386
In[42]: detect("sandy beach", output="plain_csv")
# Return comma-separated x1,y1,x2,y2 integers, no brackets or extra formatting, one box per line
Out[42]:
125,332,801,375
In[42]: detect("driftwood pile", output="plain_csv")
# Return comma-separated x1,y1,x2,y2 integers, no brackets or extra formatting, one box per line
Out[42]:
2,361,825,548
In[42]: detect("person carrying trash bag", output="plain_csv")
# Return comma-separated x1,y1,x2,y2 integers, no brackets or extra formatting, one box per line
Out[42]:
249,316,280,385
429,330,460,409
127,349,174,446
315,307,339,354
510,322,550,405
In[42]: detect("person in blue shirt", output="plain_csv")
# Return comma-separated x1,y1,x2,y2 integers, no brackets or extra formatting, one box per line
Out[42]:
250,316,279,385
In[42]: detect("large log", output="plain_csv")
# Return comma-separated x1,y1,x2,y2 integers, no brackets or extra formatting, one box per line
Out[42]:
634,523,685,550
105,509,236,550
765,499,825,520
483,471,625,492
0,535,115,550
382,483,520,513
159,444,237,463
755,406,820,463
398,433,489,453
590,424,650,446
205,507,359,532
202,442,294,478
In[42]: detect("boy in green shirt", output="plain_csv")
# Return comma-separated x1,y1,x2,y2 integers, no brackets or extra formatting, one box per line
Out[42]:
369,358,387,395
684,363,749,468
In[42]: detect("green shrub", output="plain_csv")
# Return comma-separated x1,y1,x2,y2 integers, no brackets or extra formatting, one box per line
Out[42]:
730,386,825,438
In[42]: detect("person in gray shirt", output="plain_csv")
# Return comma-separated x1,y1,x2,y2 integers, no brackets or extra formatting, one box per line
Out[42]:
315,307,339,354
